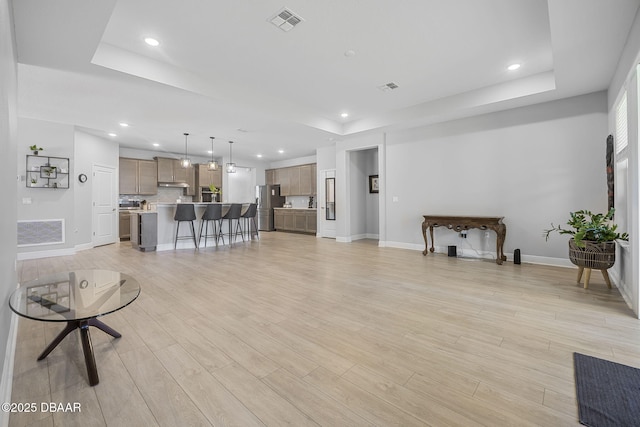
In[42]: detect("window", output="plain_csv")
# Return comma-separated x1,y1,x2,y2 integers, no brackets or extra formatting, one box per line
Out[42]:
615,91,628,153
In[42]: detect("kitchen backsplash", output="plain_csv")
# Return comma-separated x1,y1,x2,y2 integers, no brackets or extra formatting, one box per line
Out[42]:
285,195,316,208
120,187,193,204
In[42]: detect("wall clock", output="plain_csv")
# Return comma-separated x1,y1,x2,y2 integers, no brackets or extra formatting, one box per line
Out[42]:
78,173,87,183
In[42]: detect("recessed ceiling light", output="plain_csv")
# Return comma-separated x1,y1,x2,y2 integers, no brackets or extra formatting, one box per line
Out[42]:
257,154,263,158
119,122,129,127
507,63,521,71
144,37,160,47
278,149,284,154
207,150,213,154
344,50,356,57
108,133,117,137
341,112,349,118
152,143,160,147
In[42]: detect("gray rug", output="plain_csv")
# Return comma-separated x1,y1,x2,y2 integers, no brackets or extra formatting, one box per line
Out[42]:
574,352,640,426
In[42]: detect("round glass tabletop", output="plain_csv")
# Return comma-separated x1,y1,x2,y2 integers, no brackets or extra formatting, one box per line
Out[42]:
9,270,140,322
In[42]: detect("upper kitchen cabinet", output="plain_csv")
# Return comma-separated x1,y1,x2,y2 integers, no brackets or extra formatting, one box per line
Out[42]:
156,157,175,182
196,164,222,188
299,164,313,195
155,156,195,195
289,167,301,196
266,169,275,186
270,164,317,196
119,157,157,195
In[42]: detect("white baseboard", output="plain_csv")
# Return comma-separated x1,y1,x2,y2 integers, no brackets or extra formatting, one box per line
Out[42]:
380,241,573,267
0,312,18,427
16,247,76,261
75,242,94,252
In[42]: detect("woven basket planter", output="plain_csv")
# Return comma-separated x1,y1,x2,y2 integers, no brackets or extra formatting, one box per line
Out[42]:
568,239,616,269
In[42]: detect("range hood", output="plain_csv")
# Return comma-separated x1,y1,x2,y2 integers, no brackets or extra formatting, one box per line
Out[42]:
158,182,189,188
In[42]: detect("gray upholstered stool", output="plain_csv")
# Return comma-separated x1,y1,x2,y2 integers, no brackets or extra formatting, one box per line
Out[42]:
199,204,224,247
222,203,244,244
241,203,259,240
174,204,198,249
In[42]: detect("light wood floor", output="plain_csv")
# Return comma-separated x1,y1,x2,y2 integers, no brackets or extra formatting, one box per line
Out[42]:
9,232,639,426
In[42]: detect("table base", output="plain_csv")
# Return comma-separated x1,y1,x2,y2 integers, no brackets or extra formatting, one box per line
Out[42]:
37,318,121,386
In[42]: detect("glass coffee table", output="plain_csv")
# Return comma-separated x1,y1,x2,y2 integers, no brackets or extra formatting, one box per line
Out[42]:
9,270,140,386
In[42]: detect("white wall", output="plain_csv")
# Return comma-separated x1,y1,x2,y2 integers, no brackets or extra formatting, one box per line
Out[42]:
384,92,608,264
17,118,75,255
0,0,18,419
269,154,316,169
74,131,119,248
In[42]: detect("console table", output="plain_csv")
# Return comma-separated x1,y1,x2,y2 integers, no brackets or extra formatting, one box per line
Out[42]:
421,215,507,265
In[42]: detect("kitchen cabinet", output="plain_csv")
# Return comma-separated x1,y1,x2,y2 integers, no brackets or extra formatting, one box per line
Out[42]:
268,164,316,196
266,169,275,186
119,158,157,195
289,167,301,196
197,164,222,188
155,156,195,195
299,164,313,195
155,157,189,183
156,157,175,182
130,212,157,251
279,168,290,196
274,208,316,234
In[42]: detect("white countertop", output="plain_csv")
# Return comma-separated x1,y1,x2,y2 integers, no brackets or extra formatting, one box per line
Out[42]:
273,207,317,210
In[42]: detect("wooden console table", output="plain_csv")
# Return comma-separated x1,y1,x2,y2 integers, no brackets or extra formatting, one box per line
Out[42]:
421,215,507,265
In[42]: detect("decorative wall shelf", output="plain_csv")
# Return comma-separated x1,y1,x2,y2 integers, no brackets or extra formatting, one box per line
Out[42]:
26,155,70,189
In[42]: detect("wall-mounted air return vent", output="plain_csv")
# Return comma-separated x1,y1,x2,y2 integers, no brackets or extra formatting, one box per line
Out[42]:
269,8,304,32
378,82,399,92
18,219,65,247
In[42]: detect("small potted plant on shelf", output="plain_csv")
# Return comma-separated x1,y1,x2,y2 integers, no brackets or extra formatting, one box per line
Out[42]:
544,208,628,270
29,145,43,155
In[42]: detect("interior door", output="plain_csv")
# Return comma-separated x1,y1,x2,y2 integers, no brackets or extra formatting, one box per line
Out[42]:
93,165,117,246
319,169,336,238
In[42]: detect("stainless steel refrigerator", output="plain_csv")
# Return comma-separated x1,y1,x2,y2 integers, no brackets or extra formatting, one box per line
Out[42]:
257,185,285,231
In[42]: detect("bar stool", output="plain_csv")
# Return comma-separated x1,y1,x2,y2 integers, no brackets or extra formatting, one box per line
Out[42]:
199,204,224,247
222,203,244,244
174,204,198,249
241,203,259,240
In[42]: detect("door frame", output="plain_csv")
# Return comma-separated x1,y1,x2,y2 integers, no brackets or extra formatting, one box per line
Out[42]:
318,169,336,238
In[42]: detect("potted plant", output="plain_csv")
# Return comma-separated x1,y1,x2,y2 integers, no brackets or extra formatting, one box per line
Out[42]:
209,184,221,202
29,145,43,155
544,208,628,270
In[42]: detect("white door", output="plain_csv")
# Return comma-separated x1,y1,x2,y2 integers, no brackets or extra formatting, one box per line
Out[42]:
319,169,336,238
93,165,117,246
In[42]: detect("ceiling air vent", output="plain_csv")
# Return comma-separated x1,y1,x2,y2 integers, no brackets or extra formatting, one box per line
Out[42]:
378,82,399,92
269,8,304,32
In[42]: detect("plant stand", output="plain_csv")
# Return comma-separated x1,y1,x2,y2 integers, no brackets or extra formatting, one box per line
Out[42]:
576,266,612,289
569,239,615,290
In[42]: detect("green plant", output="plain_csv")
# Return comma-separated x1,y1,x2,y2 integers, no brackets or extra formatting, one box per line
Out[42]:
209,184,220,194
544,208,629,247
29,144,43,151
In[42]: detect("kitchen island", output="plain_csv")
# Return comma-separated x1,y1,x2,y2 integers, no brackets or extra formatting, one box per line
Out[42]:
153,203,252,250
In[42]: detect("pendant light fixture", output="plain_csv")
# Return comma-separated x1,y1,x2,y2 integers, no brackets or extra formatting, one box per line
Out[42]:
180,133,191,168
207,137,219,171
226,140,236,173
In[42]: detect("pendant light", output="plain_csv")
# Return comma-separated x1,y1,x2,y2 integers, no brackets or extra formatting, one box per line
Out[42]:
180,133,191,168
207,137,219,171
226,140,236,173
